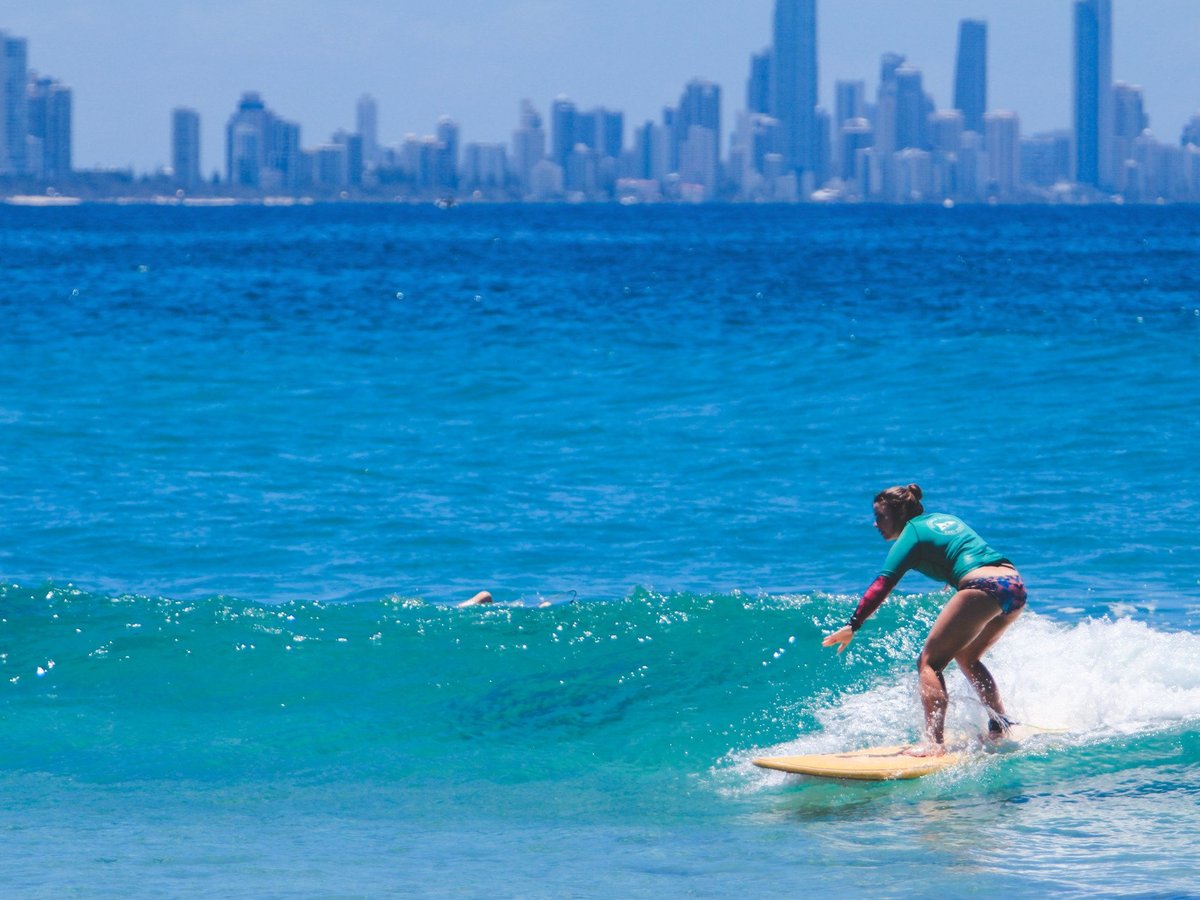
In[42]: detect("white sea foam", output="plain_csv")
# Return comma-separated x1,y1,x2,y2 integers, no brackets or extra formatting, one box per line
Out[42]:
730,611,1200,788
989,612,1200,737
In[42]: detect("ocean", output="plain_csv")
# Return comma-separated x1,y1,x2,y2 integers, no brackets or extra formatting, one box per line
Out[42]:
1,203,1198,896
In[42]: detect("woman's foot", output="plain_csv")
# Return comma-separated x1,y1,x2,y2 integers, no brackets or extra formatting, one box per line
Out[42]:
987,713,1014,739
903,742,946,758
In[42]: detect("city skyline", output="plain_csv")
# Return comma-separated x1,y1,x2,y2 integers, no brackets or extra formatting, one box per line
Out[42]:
4,0,1199,174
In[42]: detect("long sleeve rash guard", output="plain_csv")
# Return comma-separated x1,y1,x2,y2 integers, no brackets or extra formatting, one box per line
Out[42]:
847,513,1007,631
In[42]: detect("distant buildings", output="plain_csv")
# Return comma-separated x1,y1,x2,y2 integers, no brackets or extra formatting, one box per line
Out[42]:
461,142,507,195
3,12,1200,204
1,29,73,183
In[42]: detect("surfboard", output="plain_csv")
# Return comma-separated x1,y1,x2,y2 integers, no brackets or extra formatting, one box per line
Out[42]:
753,744,963,780
752,723,1062,781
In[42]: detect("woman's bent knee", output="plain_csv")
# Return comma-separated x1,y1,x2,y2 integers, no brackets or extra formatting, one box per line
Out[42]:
918,651,949,675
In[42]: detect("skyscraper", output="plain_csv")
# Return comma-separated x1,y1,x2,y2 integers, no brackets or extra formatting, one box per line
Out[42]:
834,80,865,130
1073,0,1113,188
1,31,29,175
894,65,931,151
985,110,1021,197
225,91,302,190
679,124,718,197
633,119,670,183
675,79,721,176
953,19,987,134
770,0,818,176
1182,115,1200,148
1112,82,1147,191
357,95,379,166
839,118,872,183
332,129,364,187
436,116,460,191
929,110,964,154
597,109,624,161
1112,82,1147,143
874,53,906,155
511,100,546,193
831,80,866,182
1020,131,1073,187
574,107,624,161
550,96,577,171
171,107,201,187
461,142,507,193
747,50,771,115
27,73,71,179
313,142,349,190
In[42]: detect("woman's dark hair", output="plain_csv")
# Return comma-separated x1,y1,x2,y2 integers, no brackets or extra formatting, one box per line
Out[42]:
874,483,924,523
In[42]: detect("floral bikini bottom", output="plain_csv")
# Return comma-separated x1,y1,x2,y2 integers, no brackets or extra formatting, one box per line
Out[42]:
960,574,1027,615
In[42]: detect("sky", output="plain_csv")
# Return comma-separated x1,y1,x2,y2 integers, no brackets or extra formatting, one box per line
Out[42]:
5,1,1199,175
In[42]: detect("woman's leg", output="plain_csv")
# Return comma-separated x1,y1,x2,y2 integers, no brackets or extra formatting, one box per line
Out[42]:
915,589,1003,748
955,606,1023,725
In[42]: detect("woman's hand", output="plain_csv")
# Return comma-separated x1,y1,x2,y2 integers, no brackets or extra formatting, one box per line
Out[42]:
822,625,854,654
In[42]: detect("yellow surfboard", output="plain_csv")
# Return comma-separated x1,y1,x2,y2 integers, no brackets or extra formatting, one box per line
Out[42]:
753,724,1063,781
752,744,963,780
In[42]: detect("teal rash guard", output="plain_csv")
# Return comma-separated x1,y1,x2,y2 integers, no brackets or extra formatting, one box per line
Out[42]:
848,513,1009,631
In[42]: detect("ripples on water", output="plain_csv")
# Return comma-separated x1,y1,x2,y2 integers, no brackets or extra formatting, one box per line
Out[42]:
1,205,1199,893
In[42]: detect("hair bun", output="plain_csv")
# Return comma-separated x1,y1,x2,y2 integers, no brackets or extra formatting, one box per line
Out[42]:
906,483,923,501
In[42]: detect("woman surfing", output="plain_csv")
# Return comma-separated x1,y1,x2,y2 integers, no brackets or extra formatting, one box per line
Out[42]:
823,484,1026,756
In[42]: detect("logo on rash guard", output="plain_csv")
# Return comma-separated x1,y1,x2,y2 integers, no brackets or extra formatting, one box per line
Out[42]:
928,515,964,535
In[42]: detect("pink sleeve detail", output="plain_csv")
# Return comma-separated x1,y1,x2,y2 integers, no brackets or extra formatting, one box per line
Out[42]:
849,574,898,631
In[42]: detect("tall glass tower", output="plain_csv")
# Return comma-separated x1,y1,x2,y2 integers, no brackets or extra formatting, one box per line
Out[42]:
1,31,29,175
953,19,987,134
676,79,721,170
28,75,72,179
172,107,201,187
1073,0,1113,188
747,50,771,116
770,0,817,176
356,95,379,166
550,96,577,171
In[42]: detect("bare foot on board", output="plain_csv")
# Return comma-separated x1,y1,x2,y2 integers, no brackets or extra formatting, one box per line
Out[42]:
903,743,947,758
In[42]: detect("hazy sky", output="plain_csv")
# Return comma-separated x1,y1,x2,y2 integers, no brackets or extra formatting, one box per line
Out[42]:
6,1,1199,174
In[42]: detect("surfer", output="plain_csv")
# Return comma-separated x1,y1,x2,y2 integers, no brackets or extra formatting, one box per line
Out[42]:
822,484,1026,756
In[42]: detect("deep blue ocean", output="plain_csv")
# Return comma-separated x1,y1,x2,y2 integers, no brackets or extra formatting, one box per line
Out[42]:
2,203,1199,896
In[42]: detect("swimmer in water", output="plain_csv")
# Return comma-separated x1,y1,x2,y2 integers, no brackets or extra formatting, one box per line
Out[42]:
457,590,494,608
457,590,569,608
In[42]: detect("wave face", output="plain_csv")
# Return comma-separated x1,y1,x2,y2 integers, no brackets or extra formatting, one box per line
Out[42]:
5,584,1200,894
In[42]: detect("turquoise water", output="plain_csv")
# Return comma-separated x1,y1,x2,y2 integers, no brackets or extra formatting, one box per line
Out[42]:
2,205,1199,895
